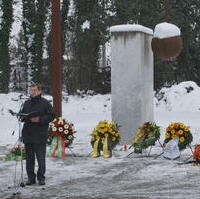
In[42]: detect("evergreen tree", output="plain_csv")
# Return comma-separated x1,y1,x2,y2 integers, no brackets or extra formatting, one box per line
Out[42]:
22,0,36,88
33,0,50,86
67,0,113,94
0,0,13,93
22,0,49,90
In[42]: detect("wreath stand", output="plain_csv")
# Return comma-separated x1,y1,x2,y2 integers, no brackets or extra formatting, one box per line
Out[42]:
176,144,197,165
127,139,165,158
154,144,194,162
66,146,76,158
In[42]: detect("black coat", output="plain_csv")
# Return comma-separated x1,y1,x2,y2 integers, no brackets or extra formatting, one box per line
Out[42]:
21,94,55,144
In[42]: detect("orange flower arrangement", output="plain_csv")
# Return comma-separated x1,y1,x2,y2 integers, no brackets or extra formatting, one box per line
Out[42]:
193,145,200,162
164,122,193,150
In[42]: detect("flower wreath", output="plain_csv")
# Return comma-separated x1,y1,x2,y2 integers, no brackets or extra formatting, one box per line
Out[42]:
48,117,76,158
5,145,26,161
164,122,193,150
90,120,120,158
193,145,200,163
131,122,160,153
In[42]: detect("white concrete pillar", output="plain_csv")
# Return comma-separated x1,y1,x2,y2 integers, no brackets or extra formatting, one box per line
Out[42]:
110,24,154,144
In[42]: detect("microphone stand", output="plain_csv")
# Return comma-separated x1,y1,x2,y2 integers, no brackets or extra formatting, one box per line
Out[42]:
8,94,27,196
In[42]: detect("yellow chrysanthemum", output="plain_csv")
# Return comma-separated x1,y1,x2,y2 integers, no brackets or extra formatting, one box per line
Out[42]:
179,137,185,142
184,127,189,132
170,124,174,128
115,133,120,137
171,130,175,134
165,133,170,139
172,134,177,139
108,128,113,132
180,123,185,129
178,130,184,135
102,128,108,133
112,137,116,142
97,124,103,128
110,131,115,135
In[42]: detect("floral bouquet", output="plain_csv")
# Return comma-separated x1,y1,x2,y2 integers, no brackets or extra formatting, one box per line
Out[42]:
131,122,160,153
48,117,76,158
5,145,26,161
164,122,193,150
193,145,200,163
90,120,120,158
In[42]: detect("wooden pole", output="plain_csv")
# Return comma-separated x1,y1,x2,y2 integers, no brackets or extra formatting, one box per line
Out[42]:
51,0,62,117
164,0,171,22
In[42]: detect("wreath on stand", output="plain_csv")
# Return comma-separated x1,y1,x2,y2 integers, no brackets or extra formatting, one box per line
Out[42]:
164,122,193,151
193,145,200,164
90,120,120,158
129,122,161,154
5,145,26,161
47,117,76,158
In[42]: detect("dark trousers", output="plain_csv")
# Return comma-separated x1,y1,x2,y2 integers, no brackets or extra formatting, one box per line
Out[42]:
25,143,46,181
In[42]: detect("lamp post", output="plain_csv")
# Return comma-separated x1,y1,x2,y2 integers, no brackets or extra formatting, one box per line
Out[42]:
51,0,62,117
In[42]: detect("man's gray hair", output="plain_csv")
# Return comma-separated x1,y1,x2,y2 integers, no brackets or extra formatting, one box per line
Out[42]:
30,83,42,91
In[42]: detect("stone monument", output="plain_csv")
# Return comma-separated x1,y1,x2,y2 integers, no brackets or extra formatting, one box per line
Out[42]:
110,24,154,144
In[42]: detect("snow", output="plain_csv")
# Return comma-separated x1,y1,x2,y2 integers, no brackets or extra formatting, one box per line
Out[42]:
1,81,200,198
68,0,75,17
81,20,90,31
156,81,200,112
9,0,23,47
0,2,3,29
153,22,181,39
110,24,153,35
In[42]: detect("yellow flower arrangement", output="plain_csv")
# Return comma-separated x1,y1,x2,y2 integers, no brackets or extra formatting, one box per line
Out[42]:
164,122,193,150
90,121,121,158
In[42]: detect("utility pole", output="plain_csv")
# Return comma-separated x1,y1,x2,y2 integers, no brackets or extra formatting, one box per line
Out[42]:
51,0,62,117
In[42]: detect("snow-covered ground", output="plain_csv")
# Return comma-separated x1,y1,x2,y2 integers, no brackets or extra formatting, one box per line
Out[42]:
1,81,200,199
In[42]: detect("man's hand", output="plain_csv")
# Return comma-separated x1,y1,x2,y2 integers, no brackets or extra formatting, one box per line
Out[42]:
30,116,40,123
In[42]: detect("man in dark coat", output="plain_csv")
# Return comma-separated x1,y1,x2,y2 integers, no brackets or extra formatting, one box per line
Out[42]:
21,83,55,186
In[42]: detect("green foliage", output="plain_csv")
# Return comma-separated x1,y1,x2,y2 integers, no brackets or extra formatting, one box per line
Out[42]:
1,0,200,93
133,122,161,153
0,0,13,93
22,0,50,88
